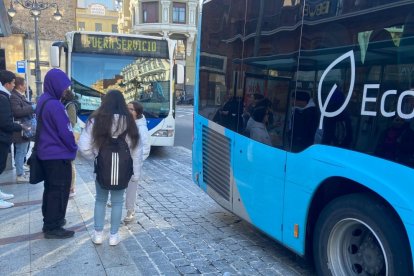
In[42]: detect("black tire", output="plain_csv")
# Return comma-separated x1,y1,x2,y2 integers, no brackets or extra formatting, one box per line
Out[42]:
313,193,413,276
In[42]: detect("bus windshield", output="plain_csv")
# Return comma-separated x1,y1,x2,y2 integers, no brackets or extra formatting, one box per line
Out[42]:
71,52,171,119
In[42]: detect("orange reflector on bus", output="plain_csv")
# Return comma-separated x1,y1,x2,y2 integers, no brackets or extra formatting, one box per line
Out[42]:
294,224,299,238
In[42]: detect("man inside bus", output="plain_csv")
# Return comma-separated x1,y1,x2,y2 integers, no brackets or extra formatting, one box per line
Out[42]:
243,93,264,129
214,94,243,132
317,87,353,148
290,90,318,152
249,106,272,146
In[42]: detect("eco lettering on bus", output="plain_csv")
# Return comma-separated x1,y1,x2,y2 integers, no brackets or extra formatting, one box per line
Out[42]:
319,50,414,129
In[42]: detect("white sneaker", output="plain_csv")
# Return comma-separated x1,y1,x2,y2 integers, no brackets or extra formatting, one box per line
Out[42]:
109,233,120,246
0,190,14,200
92,230,103,245
0,199,14,209
24,164,30,172
16,174,29,183
123,210,135,223
69,191,76,198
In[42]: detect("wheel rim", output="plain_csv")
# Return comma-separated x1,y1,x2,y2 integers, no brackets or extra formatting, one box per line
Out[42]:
327,218,388,276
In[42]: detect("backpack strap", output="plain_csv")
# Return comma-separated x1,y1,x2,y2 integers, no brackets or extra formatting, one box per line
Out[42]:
117,131,129,149
119,130,128,139
65,100,76,109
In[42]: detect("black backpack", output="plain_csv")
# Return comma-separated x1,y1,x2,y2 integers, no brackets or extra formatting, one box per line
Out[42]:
94,132,133,190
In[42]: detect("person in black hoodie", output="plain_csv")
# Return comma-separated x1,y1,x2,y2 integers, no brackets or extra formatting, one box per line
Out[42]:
0,70,22,209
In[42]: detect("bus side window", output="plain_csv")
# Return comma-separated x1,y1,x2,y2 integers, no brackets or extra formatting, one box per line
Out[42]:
399,12,414,85
365,29,397,66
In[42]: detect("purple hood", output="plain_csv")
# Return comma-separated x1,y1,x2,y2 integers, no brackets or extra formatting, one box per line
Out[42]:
36,69,77,160
43,68,72,99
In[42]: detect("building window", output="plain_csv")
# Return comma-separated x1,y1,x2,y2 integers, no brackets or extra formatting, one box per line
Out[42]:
173,2,186,24
142,2,159,23
112,24,118,33
132,8,136,25
175,39,186,59
0,49,5,70
95,23,102,32
78,22,85,31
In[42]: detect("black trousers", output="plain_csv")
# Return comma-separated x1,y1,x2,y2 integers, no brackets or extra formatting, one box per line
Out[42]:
0,142,10,174
41,159,72,231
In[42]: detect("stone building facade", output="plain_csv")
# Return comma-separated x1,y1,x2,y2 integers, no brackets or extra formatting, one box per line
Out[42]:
0,0,76,95
76,2,118,33
118,0,199,102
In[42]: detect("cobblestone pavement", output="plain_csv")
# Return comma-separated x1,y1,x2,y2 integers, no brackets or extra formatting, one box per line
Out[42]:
77,146,315,276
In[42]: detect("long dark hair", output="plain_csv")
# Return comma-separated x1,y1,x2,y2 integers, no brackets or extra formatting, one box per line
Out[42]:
90,90,139,149
129,100,144,119
61,89,75,105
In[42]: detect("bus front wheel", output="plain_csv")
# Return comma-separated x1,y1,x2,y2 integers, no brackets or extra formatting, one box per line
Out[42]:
313,193,412,276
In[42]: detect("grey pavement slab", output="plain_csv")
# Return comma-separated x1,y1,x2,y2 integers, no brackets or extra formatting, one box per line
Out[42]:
0,241,31,275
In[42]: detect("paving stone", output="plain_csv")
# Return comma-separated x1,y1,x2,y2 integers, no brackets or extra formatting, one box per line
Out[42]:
166,252,185,261
197,264,219,274
171,258,191,267
176,265,199,274
105,264,143,276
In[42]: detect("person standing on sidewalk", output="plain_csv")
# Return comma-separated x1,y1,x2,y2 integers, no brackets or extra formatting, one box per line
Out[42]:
124,101,150,223
10,77,36,183
37,69,77,239
61,89,79,197
78,90,140,246
0,71,22,209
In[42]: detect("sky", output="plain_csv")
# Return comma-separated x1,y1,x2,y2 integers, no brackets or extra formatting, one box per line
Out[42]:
77,0,116,10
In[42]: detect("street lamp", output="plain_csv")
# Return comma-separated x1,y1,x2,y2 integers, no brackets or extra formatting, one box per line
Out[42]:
7,0,62,97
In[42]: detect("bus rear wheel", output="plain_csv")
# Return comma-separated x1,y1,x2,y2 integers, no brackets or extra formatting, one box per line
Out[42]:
313,193,412,276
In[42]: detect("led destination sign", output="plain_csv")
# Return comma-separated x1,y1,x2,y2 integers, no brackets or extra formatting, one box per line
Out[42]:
73,33,169,58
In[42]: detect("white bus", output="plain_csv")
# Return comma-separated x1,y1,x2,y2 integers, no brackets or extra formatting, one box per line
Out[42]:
50,31,176,146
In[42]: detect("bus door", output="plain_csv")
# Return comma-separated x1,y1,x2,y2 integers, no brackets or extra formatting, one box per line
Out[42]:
232,71,292,241
230,0,302,241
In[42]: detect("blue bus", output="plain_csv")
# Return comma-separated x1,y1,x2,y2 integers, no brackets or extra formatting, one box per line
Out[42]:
50,31,176,146
193,1,414,275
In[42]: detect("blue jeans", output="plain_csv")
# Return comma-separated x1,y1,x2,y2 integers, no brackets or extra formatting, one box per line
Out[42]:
15,142,29,176
94,182,125,234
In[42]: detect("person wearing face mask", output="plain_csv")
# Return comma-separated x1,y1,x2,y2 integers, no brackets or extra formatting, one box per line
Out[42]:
36,69,78,239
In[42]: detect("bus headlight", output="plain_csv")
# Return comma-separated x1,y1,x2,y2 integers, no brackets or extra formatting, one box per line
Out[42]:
152,129,174,137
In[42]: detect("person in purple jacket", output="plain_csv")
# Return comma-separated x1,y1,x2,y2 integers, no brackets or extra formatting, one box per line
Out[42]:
36,68,78,239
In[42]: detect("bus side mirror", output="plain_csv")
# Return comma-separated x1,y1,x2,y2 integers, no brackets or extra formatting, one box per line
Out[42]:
50,45,60,68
